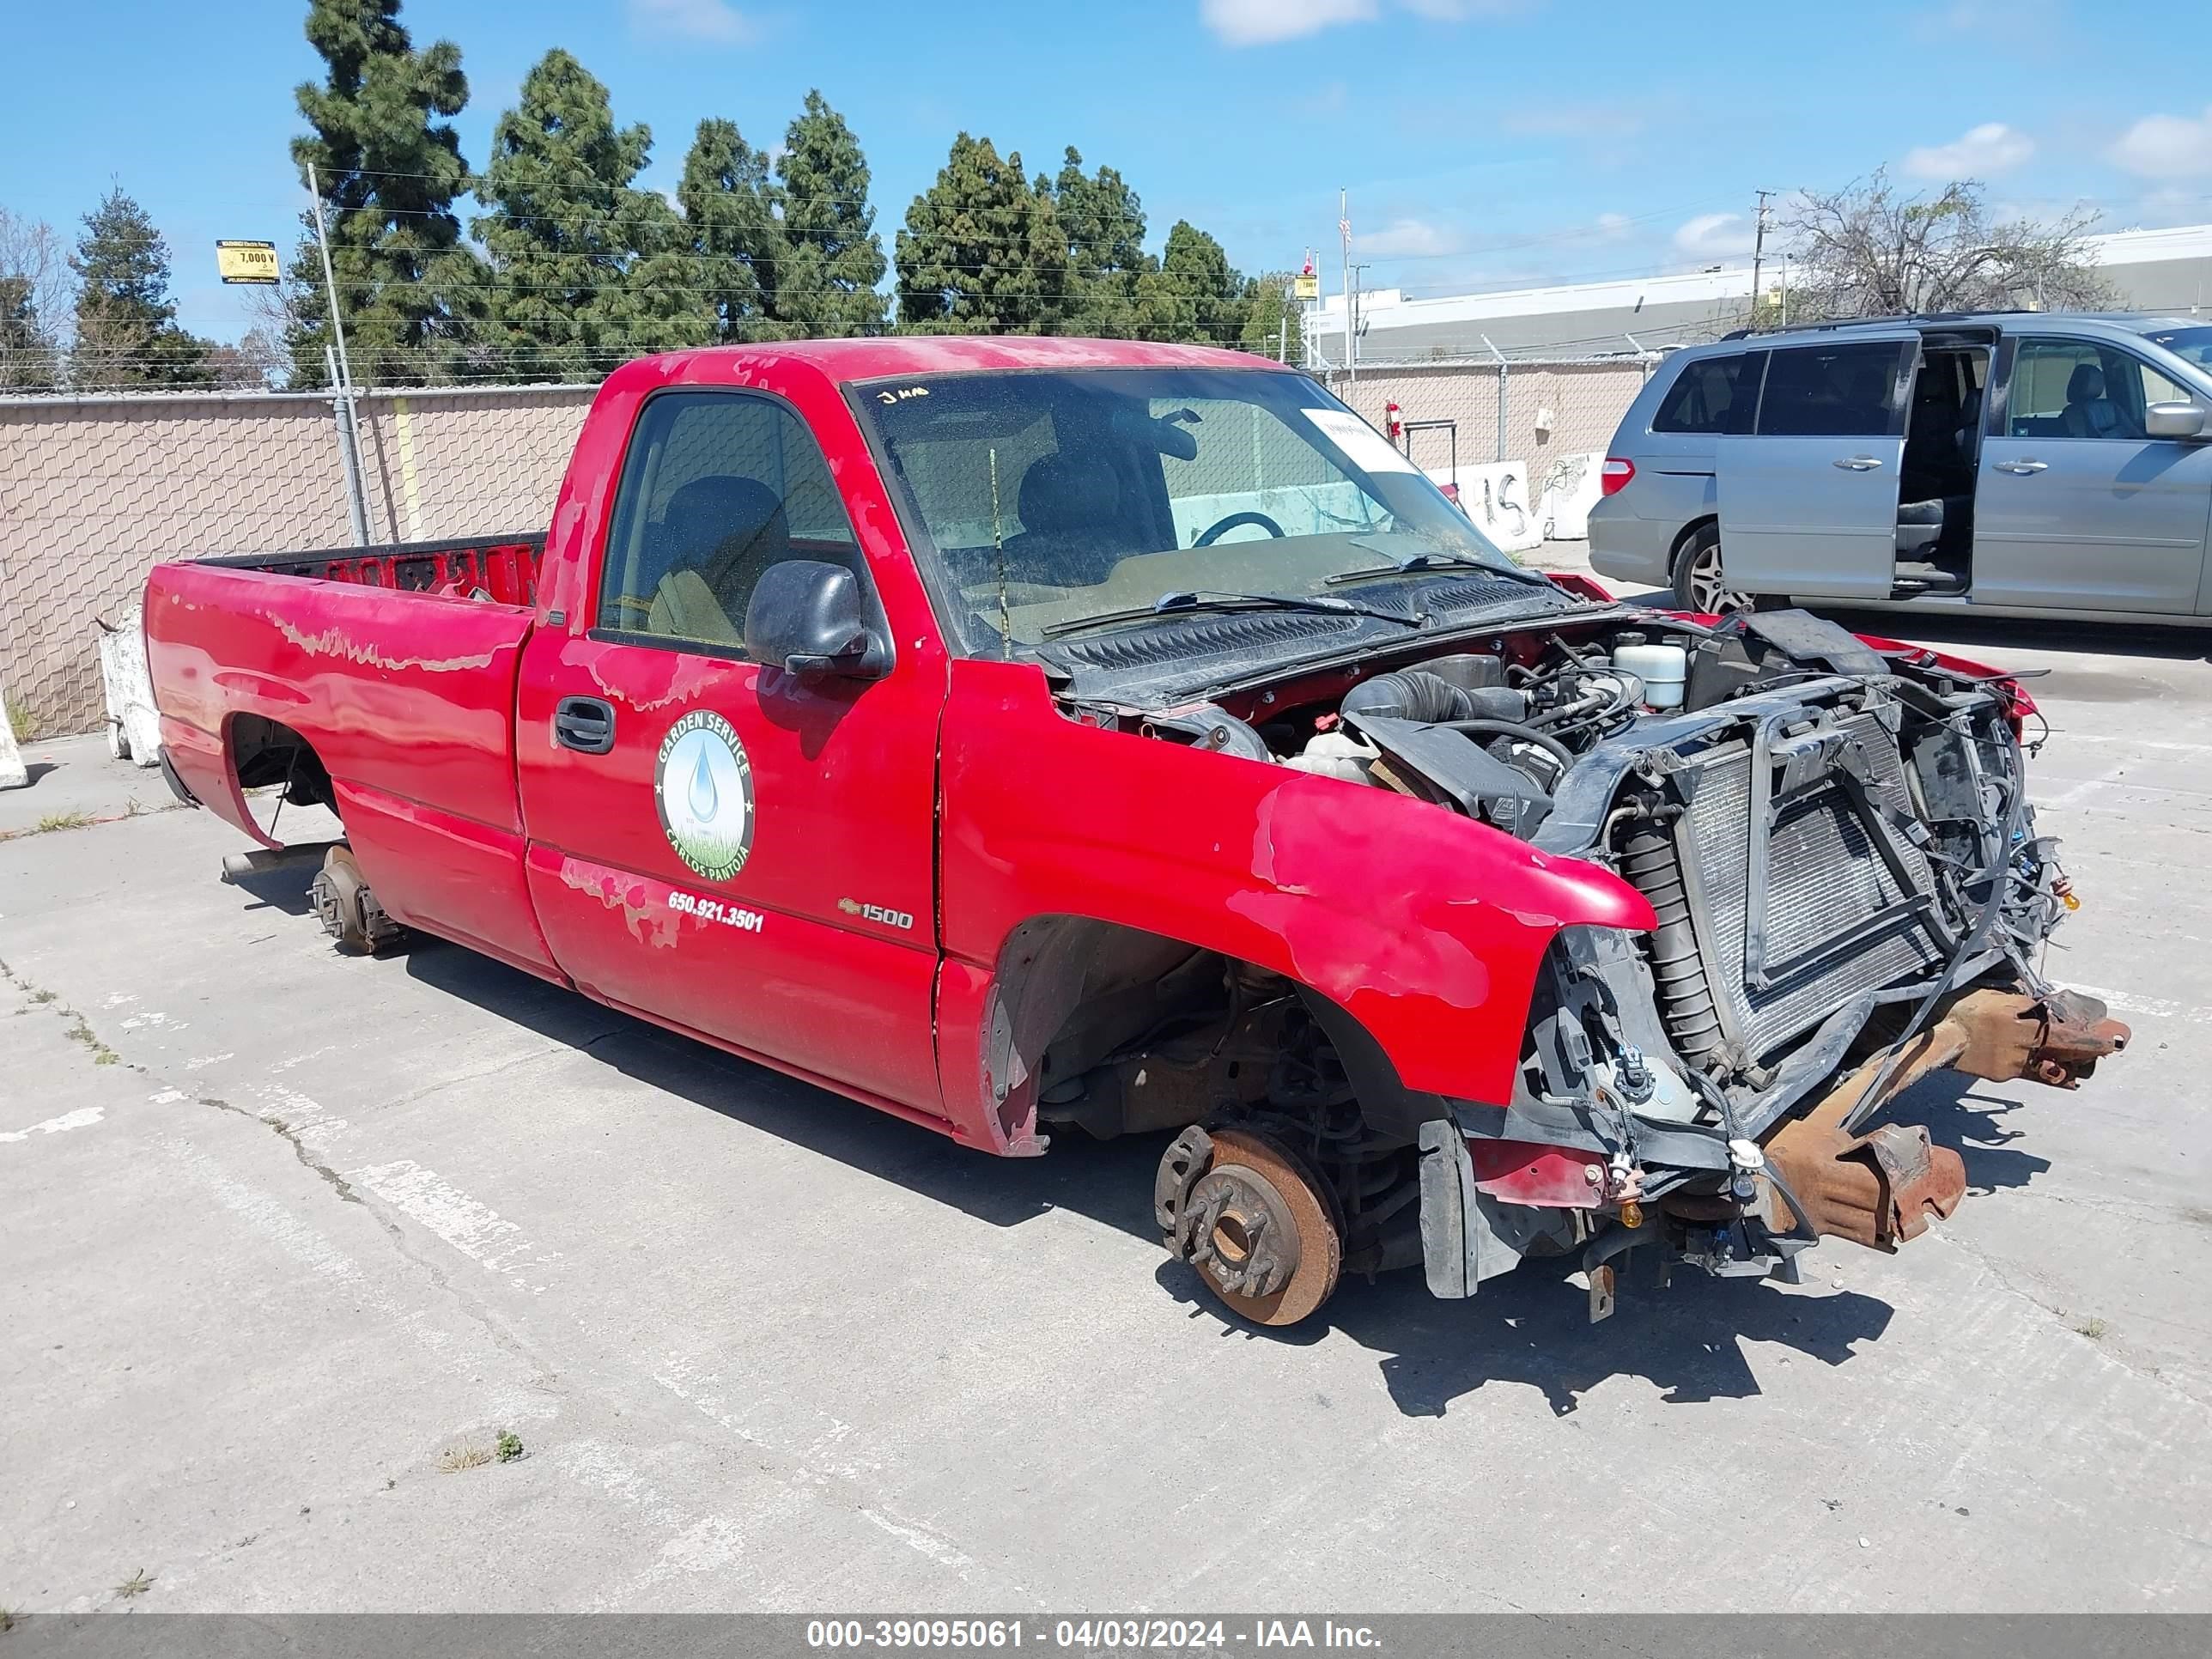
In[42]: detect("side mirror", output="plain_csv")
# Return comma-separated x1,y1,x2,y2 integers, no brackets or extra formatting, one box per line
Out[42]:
743,560,889,681
2147,400,2209,441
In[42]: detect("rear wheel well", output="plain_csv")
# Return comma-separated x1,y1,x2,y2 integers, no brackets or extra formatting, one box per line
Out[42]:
1668,514,1718,574
228,716,336,817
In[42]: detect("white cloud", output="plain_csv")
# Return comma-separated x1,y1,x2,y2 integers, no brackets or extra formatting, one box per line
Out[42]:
1672,212,1755,259
1591,211,1633,241
1199,0,1528,46
2107,106,2212,179
629,0,757,45
1356,216,1462,258
1902,121,2034,179
1200,0,1376,45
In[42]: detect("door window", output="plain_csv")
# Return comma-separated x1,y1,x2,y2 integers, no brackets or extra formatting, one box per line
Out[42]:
1754,342,1904,437
1653,351,1763,434
2006,339,2173,441
599,392,863,649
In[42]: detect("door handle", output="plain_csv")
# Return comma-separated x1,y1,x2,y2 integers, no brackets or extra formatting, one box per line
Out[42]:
1832,455,1884,471
554,696,616,755
1994,459,2049,475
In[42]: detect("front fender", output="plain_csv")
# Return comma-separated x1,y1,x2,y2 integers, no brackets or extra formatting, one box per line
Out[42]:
936,661,1653,1144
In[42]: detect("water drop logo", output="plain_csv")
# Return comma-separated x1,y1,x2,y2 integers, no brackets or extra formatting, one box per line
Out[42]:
654,710,754,881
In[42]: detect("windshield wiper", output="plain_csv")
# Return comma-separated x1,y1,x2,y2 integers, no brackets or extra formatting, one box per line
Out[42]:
1041,588,1423,640
1324,548,1559,589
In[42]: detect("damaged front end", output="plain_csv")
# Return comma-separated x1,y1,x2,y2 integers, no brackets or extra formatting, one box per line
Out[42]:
1407,611,2128,1317
1103,605,2127,1326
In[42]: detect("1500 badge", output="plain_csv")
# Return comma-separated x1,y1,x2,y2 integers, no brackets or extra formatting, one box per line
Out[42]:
838,897,915,931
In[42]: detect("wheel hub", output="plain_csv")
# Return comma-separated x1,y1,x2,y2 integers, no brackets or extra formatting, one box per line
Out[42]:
1161,1127,1343,1326
1186,1166,1299,1301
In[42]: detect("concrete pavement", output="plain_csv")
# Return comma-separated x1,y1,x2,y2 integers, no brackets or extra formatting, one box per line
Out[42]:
3,611,2209,1615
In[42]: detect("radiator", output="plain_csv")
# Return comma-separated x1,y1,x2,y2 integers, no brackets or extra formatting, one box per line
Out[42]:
1626,709,1947,1073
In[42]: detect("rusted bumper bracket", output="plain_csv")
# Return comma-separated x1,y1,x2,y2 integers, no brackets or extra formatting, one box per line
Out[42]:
1765,988,2129,1253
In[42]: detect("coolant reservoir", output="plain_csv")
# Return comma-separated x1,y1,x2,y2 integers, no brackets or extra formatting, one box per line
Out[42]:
1613,641,1688,710
1283,729,1380,784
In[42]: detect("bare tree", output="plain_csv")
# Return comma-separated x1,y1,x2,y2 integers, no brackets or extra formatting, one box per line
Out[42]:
1778,171,2115,324
0,205,73,389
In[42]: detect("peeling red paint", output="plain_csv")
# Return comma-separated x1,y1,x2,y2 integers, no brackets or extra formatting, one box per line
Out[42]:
557,855,680,948
272,617,499,674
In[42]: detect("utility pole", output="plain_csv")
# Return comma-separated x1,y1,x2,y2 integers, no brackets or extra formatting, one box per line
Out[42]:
307,161,368,547
1749,188,1775,327
1340,189,1354,388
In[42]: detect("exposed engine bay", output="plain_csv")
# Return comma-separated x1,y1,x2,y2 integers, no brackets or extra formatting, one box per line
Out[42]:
1027,605,2130,1327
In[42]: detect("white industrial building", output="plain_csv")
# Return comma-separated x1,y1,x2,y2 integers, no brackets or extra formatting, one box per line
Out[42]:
1310,222,2212,364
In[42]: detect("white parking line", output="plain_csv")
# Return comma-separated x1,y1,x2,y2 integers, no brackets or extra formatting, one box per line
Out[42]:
0,1106,105,1144
2070,985,2212,1027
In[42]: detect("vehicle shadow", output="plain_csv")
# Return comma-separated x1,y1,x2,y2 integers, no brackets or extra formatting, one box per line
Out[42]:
394,933,1914,1418
1892,1068,2053,1197
1157,1251,1895,1418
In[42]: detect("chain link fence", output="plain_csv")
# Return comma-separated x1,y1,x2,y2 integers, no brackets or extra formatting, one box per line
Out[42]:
0,346,1655,737
0,383,594,735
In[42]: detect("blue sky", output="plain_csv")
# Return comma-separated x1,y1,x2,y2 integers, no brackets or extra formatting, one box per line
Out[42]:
6,0,2210,342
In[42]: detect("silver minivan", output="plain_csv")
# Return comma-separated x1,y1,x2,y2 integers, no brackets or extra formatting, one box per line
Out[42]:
1588,313,2212,622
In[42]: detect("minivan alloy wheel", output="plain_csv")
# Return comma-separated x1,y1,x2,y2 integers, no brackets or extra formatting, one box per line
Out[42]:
1676,526,1752,615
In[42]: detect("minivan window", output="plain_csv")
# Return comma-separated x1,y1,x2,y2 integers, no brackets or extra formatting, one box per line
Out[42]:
2143,325,2212,371
1653,351,1763,435
2006,338,2178,441
1755,342,1902,437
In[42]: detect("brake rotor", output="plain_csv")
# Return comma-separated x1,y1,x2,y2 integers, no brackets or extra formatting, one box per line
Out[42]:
1182,1127,1342,1327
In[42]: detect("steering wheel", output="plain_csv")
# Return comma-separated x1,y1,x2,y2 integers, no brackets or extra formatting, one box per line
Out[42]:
1193,510,1286,547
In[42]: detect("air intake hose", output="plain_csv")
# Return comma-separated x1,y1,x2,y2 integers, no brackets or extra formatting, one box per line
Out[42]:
1341,669,1475,725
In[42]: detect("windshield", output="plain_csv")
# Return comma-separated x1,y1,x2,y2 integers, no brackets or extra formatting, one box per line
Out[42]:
857,367,1525,656
2143,325,2212,373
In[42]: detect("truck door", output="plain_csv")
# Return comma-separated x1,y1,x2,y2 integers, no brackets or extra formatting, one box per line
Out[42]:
1714,336,1914,600
514,388,947,1117
1974,335,2212,615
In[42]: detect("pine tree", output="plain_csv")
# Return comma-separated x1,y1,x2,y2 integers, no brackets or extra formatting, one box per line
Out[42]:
677,118,782,343
473,50,712,381
69,188,214,389
287,0,483,386
896,134,1068,336
769,91,886,337
1045,149,1151,337
1158,222,1249,347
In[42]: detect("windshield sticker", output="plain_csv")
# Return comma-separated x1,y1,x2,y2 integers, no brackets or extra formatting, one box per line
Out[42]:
655,710,756,881
1303,408,1419,476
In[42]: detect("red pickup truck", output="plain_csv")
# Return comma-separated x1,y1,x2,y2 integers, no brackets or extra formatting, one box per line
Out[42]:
147,337,2125,1329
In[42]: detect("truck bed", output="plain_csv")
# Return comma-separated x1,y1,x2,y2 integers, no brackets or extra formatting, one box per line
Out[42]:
191,531,547,606
145,531,564,979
